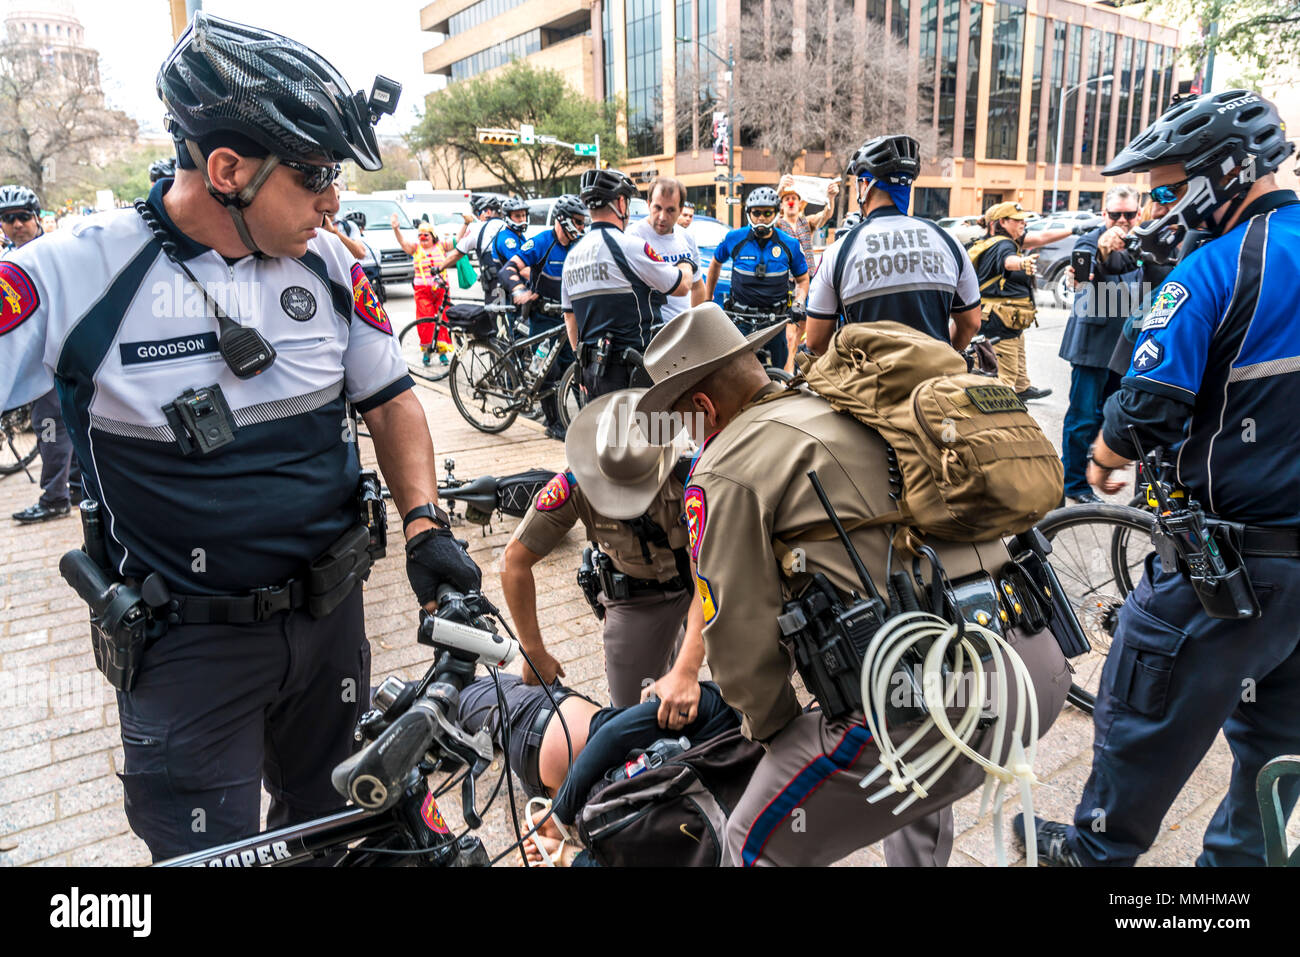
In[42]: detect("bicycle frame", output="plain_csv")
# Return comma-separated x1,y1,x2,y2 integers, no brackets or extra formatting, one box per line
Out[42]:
464,324,570,410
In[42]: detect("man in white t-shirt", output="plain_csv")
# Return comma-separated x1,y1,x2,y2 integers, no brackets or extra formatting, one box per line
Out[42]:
442,194,507,299
629,177,706,322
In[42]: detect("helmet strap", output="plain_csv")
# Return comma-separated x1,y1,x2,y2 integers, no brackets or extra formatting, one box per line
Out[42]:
184,139,281,257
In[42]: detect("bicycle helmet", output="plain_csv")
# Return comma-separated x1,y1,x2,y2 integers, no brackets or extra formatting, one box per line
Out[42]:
500,196,529,234
553,193,587,240
340,209,367,227
470,193,502,216
744,186,780,212
846,134,921,185
0,185,41,214
149,157,177,183
579,168,637,210
1105,89,1296,261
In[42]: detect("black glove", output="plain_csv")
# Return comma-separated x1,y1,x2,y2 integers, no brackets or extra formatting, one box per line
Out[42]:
405,527,481,606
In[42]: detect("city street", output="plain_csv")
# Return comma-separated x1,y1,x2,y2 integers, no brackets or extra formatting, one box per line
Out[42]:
0,286,1293,868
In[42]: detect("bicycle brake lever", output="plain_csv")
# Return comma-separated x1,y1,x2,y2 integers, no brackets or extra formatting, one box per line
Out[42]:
461,774,481,829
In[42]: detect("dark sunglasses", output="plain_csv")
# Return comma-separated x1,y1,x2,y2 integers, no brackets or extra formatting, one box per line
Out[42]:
749,209,777,220
1,211,35,225
1149,179,1190,206
1105,210,1139,221
281,157,343,193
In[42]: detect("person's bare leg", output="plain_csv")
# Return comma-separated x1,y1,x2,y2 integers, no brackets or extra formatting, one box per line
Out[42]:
537,695,600,794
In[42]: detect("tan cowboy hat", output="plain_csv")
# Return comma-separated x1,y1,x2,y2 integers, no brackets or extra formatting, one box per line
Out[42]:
633,302,786,420
566,389,681,520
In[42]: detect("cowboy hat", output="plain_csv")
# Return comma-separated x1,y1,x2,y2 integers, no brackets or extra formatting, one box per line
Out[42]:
566,389,682,520
633,302,786,420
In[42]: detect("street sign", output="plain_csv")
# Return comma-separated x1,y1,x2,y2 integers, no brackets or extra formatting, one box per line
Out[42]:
537,134,559,145
573,143,598,156
519,123,535,145
713,173,743,183
725,197,742,204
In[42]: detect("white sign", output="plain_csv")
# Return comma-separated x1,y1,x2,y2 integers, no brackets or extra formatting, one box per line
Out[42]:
781,175,837,207
520,123,535,145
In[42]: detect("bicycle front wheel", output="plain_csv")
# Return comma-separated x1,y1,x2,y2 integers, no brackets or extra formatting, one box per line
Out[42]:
1033,503,1156,715
397,317,456,384
555,360,584,431
449,338,521,433
0,403,39,476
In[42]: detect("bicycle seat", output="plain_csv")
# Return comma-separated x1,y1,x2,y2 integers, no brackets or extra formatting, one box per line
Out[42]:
439,475,498,514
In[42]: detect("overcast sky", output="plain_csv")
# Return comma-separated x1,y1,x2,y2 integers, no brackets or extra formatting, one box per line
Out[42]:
57,0,446,135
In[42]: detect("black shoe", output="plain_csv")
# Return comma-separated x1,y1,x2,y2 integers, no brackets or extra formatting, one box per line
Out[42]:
1017,386,1053,401
1013,814,1083,867
544,423,567,441
12,502,71,524
1067,490,1104,505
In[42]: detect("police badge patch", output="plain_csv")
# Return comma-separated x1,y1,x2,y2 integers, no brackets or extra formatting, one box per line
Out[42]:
1140,282,1188,332
644,242,665,263
536,472,571,511
350,263,392,334
0,261,39,336
280,285,317,321
684,486,706,560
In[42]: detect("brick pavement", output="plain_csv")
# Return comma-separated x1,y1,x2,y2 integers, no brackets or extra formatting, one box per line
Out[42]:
1,292,1295,867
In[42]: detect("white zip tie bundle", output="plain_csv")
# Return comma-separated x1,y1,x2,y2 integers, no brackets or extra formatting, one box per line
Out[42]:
857,612,1040,866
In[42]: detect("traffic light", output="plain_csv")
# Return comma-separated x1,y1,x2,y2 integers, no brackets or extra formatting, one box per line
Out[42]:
477,128,520,146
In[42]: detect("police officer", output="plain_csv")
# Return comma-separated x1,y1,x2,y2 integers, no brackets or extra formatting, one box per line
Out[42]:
1023,89,1300,867
806,135,981,355
490,196,529,274
501,390,705,721
149,157,176,184
0,14,480,861
442,193,505,300
500,194,587,438
561,168,695,400
706,185,807,370
635,303,1070,866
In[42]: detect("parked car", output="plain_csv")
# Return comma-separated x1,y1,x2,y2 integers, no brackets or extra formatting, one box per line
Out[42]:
336,198,419,287
1032,212,1104,308
938,215,984,246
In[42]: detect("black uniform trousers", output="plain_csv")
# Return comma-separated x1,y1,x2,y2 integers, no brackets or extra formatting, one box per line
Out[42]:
31,388,81,507
115,584,371,862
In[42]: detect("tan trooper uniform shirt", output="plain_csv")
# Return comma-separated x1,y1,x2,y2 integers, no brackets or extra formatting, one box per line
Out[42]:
514,469,690,582
684,383,1012,742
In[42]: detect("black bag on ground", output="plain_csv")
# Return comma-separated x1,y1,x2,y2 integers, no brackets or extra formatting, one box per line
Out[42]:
576,727,764,867
443,303,495,338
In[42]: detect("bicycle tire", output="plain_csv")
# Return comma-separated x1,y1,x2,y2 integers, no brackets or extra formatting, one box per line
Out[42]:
0,403,39,476
398,317,455,384
1033,503,1156,715
555,360,584,431
765,366,792,384
449,338,521,433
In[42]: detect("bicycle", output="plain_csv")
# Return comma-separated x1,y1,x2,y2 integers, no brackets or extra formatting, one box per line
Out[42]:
448,301,572,434
0,402,39,479
157,586,568,867
396,282,458,384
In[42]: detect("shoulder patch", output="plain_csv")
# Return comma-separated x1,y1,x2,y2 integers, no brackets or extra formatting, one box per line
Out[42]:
684,486,707,560
0,261,39,336
1141,281,1189,331
536,471,572,511
643,242,665,263
521,239,535,254
350,262,392,334
695,570,718,624
1132,337,1165,373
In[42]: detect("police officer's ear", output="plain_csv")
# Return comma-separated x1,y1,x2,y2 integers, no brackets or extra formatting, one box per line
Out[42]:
206,147,257,197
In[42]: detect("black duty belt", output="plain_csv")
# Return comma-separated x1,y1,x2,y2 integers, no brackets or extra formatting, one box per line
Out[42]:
1240,525,1300,558
626,574,687,595
164,579,312,625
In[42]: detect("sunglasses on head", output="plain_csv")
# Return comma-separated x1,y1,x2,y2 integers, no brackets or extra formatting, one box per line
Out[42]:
1149,179,1190,206
281,157,343,193
1105,210,1139,221
1,211,35,225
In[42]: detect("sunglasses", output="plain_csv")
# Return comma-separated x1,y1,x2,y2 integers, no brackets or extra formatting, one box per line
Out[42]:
1105,210,1139,221
1149,179,1190,206
281,157,343,194
749,209,777,220
1,211,35,225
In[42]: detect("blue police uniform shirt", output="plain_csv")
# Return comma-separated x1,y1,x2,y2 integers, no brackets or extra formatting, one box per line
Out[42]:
1102,190,1300,527
0,180,412,593
711,226,808,308
490,225,524,270
514,230,570,302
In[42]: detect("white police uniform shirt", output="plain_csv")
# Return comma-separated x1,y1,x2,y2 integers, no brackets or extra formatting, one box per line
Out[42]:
628,218,699,321
0,182,411,595
561,222,685,349
807,206,981,343
457,217,505,263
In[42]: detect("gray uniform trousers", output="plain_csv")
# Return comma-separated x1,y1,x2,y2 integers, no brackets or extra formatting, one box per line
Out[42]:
599,586,692,708
724,626,1071,866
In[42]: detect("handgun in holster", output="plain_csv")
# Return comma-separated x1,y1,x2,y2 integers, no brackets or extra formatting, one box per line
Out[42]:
307,470,388,619
590,336,612,379
578,546,605,620
591,545,631,601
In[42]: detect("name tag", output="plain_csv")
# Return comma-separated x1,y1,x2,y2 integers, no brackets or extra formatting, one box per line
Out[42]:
120,332,220,366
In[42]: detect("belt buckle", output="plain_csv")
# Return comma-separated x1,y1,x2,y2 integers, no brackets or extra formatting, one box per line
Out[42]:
253,582,294,621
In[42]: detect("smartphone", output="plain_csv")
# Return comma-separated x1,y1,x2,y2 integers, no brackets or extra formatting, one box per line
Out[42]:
1071,250,1093,283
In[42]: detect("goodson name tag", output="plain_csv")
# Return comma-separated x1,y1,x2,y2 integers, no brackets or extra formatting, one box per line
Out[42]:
964,384,1025,414
120,333,220,366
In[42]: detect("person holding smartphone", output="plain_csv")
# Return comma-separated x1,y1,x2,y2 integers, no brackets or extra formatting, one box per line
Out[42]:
1057,184,1143,504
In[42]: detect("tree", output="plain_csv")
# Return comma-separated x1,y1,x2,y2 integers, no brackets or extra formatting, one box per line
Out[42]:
345,141,423,192
1132,0,1300,82
0,39,136,199
724,0,938,181
408,60,624,197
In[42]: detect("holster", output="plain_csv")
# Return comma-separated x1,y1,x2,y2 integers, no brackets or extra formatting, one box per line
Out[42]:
578,546,606,621
307,524,373,619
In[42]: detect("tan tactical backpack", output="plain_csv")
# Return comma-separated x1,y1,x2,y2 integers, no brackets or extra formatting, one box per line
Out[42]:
797,322,1063,543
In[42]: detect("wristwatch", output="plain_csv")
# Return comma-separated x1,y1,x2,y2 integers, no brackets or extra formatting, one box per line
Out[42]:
1086,445,1111,471
403,502,451,532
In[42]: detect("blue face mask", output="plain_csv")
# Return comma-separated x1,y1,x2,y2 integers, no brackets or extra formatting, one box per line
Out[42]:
858,174,912,211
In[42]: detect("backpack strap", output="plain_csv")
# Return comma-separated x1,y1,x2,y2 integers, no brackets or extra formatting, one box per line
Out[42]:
967,236,1015,296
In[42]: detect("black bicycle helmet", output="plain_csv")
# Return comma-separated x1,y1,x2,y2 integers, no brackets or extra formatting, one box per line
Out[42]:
846,134,921,185
1106,89,1295,259
0,185,41,214
149,157,177,183
340,209,367,227
580,168,637,209
744,186,780,211
500,196,529,233
158,13,385,171
553,193,586,239
470,193,502,216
